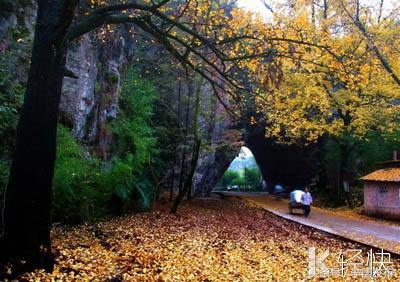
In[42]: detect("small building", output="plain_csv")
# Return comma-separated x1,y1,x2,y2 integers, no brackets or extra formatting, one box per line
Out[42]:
361,158,400,220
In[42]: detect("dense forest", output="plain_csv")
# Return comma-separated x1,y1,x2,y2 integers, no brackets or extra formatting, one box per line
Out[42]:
0,0,400,277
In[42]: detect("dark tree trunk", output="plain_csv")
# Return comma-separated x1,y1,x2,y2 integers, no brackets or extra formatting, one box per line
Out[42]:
185,139,201,200
178,146,187,194
171,77,201,213
170,146,177,201
170,79,183,201
338,142,354,207
171,139,201,213
0,0,77,268
178,79,192,195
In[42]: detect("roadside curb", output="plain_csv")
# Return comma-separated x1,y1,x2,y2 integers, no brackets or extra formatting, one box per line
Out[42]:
232,195,400,257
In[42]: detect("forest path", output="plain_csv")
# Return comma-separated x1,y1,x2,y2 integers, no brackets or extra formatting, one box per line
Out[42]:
220,192,400,255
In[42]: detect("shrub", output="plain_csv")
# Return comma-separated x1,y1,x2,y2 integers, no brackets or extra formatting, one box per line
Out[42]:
109,68,158,210
52,69,160,223
0,49,25,158
52,126,111,223
112,68,157,168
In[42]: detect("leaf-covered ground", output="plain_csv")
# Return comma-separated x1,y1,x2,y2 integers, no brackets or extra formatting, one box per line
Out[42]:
18,198,400,281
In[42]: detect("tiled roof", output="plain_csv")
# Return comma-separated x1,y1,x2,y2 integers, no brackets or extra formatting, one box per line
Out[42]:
361,167,400,182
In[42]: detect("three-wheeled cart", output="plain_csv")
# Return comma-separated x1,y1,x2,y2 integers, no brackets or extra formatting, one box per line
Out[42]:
288,190,305,215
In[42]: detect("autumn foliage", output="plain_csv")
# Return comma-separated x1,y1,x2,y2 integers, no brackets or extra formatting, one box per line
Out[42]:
12,198,399,281
232,0,400,143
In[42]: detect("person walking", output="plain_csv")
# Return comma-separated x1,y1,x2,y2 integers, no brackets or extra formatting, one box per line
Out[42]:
301,187,313,217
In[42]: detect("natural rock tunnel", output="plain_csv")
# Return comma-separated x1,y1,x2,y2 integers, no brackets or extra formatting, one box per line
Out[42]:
245,125,318,193
0,0,318,199
193,123,318,196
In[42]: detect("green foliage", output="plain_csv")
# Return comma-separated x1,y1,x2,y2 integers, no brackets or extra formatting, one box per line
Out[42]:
0,50,26,158
112,68,157,171
109,68,158,210
231,177,245,186
104,156,135,202
317,131,400,207
52,126,111,223
244,167,261,188
357,131,400,174
52,69,160,223
0,34,30,195
221,170,240,187
0,27,32,199
218,167,262,190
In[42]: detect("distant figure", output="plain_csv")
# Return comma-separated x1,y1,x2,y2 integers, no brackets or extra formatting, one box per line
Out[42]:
274,184,284,194
301,187,313,217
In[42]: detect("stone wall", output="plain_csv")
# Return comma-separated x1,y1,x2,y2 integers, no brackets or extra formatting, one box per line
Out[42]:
364,182,400,220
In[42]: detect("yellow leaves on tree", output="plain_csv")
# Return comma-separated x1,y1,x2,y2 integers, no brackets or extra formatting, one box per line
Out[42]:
72,0,400,143
229,0,400,144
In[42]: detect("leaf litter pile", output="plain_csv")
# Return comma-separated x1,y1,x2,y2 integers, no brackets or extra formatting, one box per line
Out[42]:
18,198,400,281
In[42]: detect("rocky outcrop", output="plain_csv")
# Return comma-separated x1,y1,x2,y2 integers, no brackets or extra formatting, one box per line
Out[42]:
0,0,36,42
60,27,137,159
193,101,242,196
0,1,317,197
194,138,242,196
60,33,99,140
246,124,318,191
60,25,241,186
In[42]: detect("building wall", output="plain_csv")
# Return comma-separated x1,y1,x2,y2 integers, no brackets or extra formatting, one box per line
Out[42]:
364,182,400,220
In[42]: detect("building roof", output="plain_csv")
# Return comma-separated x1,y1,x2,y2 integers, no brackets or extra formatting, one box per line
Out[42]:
361,167,400,182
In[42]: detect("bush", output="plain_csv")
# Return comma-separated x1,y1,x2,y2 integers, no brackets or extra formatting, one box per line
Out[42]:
112,68,157,167
244,167,261,189
109,68,158,210
220,170,240,187
52,69,159,223
0,49,25,158
52,126,111,223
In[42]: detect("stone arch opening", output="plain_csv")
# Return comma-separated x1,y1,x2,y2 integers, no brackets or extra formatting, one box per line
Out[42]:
214,146,265,192
192,125,318,197
245,126,318,194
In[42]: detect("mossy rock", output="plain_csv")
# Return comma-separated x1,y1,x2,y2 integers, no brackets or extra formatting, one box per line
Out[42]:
105,72,119,84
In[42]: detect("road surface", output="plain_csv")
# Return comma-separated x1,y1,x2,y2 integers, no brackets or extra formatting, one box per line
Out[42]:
219,192,400,255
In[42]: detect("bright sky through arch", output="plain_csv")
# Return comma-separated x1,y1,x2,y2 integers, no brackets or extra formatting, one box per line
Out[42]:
238,146,254,159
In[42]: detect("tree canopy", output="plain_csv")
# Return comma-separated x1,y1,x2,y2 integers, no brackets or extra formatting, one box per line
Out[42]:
235,0,400,143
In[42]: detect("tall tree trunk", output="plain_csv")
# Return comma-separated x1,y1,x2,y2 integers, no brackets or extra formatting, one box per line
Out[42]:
0,0,77,268
171,139,201,213
178,147,187,194
338,144,347,201
186,79,202,200
178,78,192,194
171,77,202,213
337,141,354,207
377,0,384,23
171,79,183,200
170,146,177,201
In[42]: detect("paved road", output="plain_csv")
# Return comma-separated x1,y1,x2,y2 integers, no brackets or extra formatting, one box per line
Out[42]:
219,192,400,255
